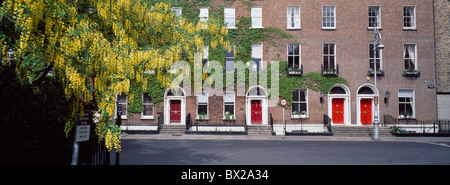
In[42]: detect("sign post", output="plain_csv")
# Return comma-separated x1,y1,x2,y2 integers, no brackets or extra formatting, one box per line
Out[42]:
280,99,287,136
71,107,92,165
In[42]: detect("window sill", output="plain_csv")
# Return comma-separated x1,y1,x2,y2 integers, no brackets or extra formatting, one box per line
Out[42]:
195,117,210,121
250,26,264,29
322,27,336,30
367,27,382,30
403,28,417,31
398,117,416,120
291,115,309,119
141,116,154,120
286,27,301,30
227,27,237,29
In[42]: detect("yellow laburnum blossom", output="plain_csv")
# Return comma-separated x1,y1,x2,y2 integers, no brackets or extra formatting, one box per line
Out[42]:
2,0,229,152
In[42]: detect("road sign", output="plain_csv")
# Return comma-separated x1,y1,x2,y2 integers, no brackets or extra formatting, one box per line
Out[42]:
280,99,287,106
75,125,90,142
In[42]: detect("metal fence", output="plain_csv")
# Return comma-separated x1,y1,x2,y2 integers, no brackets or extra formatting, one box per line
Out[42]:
384,115,450,134
76,129,110,165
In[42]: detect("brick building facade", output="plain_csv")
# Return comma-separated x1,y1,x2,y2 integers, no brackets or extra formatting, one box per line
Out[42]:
434,0,450,120
119,0,438,135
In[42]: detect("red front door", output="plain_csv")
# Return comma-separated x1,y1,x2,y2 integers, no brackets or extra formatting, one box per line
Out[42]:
251,100,262,124
360,99,372,125
170,100,181,122
332,98,344,124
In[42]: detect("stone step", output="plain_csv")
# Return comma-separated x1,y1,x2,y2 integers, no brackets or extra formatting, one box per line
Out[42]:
159,125,186,135
247,125,273,135
331,126,393,137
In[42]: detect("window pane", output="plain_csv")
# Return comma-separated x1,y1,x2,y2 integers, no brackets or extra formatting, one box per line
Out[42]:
225,105,234,115
292,103,299,114
329,56,335,67
224,8,235,17
288,44,293,55
225,45,234,57
143,104,153,116
292,90,299,101
252,43,262,58
197,92,208,103
225,59,234,72
294,56,299,68
300,103,307,113
329,44,335,54
300,90,306,101
293,44,299,55
288,56,294,68
117,95,127,103
143,93,152,103
224,92,235,103
251,7,262,17
252,18,262,27
225,18,235,27
198,105,207,115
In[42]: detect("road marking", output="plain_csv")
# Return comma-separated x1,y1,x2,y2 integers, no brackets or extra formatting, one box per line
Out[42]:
424,142,450,148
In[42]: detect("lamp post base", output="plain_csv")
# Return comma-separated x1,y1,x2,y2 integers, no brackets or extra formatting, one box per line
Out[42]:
373,121,380,141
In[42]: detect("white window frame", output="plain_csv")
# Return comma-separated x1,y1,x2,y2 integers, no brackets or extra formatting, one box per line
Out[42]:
223,91,236,120
323,43,336,70
141,93,154,119
196,91,209,119
115,94,128,120
403,6,416,30
251,43,263,71
398,89,415,118
403,43,418,71
322,6,336,29
199,8,208,29
171,7,182,17
369,43,383,71
287,44,301,69
251,7,263,28
368,6,381,29
202,44,209,66
225,45,234,73
199,8,208,23
224,7,236,29
287,6,301,29
291,89,308,118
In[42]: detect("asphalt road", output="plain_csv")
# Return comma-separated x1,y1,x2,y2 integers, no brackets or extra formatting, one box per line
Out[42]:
117,139,450,165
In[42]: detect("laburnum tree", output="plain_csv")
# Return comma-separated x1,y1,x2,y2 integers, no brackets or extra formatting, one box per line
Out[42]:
0,0,229,151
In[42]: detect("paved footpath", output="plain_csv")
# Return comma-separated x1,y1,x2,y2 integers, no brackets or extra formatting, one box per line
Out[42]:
122,133,450,143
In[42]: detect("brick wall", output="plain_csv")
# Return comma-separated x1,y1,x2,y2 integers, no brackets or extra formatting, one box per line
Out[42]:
434,0,450,93
124,0,438,127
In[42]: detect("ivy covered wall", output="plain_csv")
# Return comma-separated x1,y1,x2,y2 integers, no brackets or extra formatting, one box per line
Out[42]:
127,0,348,114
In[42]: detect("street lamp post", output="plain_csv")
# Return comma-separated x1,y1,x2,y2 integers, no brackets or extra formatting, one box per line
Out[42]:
373,28,384,141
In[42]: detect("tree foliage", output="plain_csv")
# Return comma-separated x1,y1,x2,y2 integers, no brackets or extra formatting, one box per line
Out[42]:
0,0,229,151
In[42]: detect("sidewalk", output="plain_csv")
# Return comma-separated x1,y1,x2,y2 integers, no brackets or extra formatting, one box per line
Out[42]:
121,133,450,143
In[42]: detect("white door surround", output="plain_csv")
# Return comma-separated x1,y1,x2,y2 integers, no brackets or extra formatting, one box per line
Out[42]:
164,87,186,125
245,85,268,125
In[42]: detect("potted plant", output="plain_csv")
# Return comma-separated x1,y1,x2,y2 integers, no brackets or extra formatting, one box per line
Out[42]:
198,112,207,120
404,111,411,119
300,111,307,117
399,112,405,119
225,113,235,120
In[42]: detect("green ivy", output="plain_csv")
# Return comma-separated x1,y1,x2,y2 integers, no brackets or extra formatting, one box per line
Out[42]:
127,75,166,114
276,61,348,106
126,1,349,112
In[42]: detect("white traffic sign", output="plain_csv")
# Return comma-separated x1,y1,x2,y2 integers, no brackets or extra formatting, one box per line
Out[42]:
75,125,90,142
280,99,287,106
